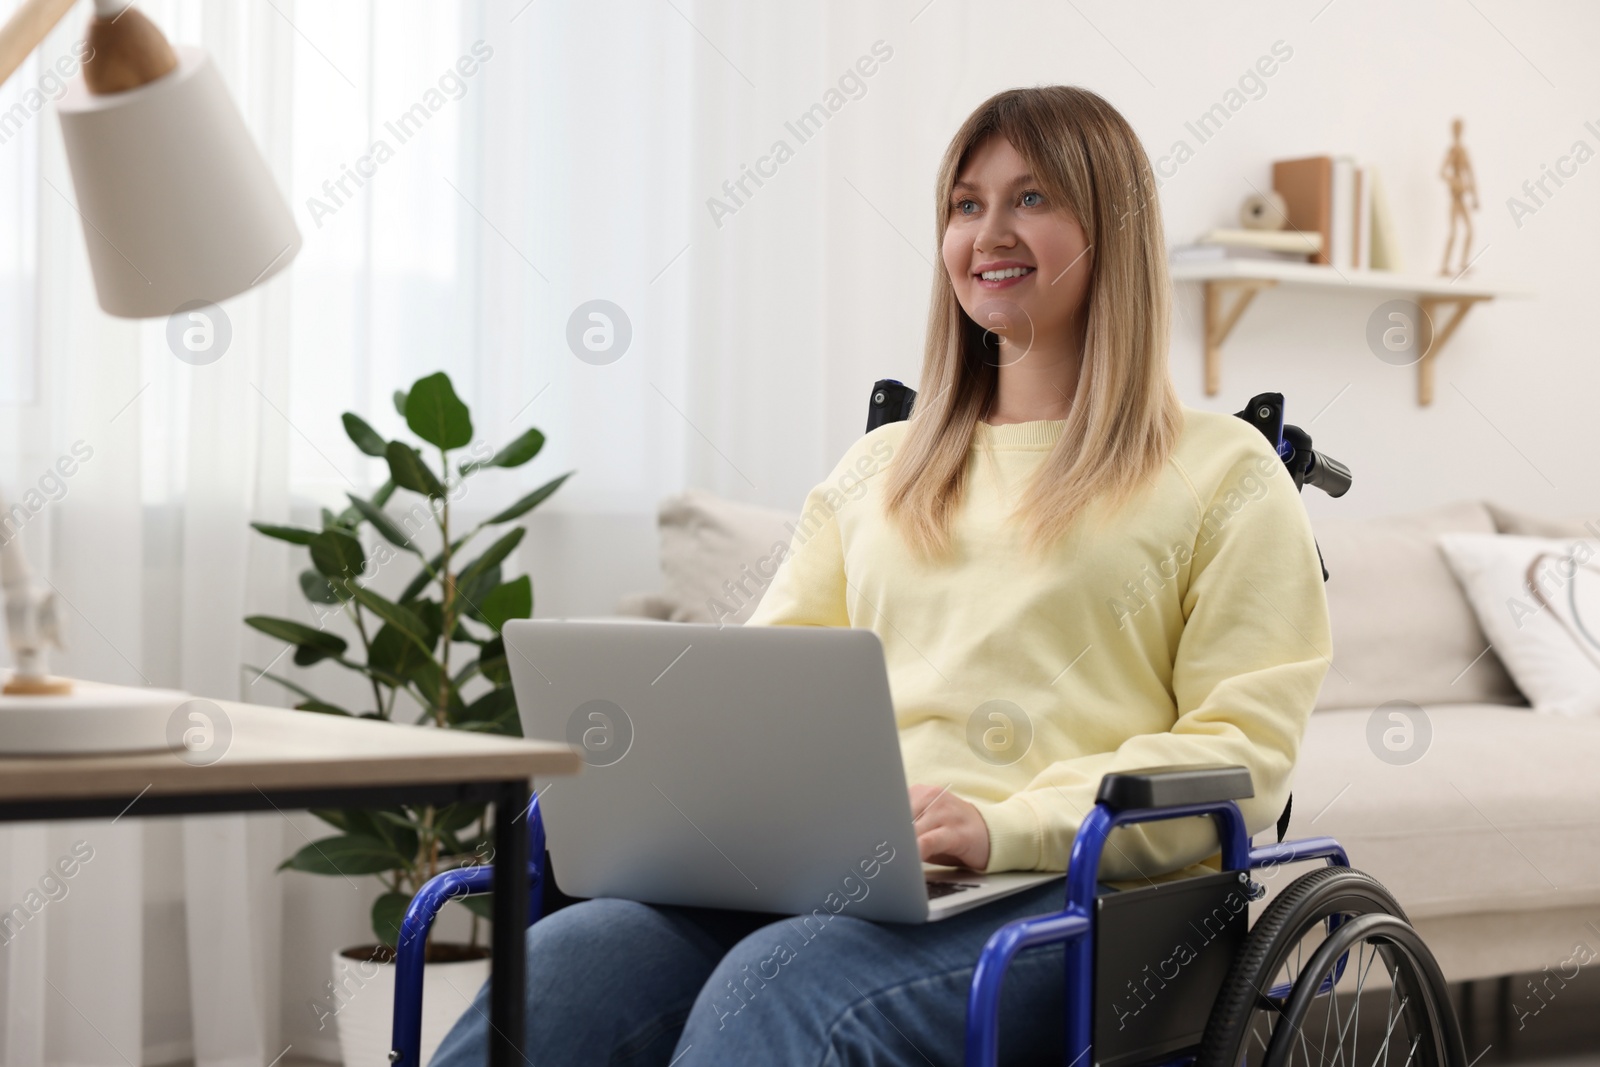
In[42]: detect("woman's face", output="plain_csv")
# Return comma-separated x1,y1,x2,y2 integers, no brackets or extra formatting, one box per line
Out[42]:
941,135,1091,358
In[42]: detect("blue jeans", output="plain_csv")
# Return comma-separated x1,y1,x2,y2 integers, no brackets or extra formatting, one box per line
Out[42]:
430,877,1109,1066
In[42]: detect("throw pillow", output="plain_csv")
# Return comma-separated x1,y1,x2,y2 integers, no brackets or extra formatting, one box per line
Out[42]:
657,488,798,624
1437,532,1600,717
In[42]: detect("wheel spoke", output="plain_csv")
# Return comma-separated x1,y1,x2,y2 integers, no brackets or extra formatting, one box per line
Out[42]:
1400,1031,1422,1067
1365,992,1409,1067
1347,940,1382,1060
1320,958,1343,1067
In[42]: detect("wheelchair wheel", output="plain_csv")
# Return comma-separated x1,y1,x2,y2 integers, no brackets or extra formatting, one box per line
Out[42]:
1196,865,1466,1067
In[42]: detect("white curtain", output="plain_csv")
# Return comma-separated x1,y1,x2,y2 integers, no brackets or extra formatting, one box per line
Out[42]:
0,0,870,1060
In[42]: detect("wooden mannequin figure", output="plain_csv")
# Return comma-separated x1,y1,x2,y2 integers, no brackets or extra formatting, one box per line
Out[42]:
1438,117,1479,277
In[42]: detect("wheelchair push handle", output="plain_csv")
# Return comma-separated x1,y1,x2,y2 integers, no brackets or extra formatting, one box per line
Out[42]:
868,381,1354,503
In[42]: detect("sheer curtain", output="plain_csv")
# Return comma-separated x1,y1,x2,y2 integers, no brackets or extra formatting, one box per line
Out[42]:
0,0,767,1059
0,0,881,1057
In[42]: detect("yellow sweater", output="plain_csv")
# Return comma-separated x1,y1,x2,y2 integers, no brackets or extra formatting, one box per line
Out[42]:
744,408,1333,883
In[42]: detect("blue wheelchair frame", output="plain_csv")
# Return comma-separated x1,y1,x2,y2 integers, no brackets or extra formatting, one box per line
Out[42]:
964,784,1350,1067
390,779,1356,1067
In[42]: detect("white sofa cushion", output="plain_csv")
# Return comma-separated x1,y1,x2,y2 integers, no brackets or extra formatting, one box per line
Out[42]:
1437,532,1600,718
1308,500,1523,712
1292,704,1600,919
653,488,794,624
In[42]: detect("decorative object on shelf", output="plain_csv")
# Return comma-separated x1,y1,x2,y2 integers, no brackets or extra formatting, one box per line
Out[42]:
242,371,572,1041
1169,259,1528,406
1239,190,1288,230
1438,117,1478,278
0,0,301,316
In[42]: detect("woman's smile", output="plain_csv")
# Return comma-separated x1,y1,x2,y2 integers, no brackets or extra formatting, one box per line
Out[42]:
973,260,1036,290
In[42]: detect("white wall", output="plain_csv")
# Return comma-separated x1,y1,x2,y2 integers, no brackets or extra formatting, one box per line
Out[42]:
669,0,1600,538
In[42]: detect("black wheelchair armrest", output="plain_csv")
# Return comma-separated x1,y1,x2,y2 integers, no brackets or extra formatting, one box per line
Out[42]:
1094,764,1254,813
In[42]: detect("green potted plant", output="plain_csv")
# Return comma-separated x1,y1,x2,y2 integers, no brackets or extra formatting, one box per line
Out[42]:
244,370,570,1062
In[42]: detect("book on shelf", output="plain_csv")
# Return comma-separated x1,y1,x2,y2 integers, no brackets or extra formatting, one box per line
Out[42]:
1368,166,1403,272
1194,228,1322,254
1170,244,1310,263
1271,153,1397,271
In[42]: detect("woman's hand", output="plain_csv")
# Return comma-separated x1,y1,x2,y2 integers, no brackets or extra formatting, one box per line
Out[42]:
909,784,991,871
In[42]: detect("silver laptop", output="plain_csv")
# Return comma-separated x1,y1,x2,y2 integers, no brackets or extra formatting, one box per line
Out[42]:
503,619,1063,923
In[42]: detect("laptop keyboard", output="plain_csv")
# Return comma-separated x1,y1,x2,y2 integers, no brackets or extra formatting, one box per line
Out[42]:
926,880,981,900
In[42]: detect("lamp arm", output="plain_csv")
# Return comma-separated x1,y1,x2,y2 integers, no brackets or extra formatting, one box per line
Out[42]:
0,488,62,683
0,0,77,92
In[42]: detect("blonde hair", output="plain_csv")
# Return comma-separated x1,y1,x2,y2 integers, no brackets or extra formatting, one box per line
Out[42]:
883,86,1183,560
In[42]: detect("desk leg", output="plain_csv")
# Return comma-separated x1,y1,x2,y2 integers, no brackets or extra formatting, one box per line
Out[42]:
489,778,530,1066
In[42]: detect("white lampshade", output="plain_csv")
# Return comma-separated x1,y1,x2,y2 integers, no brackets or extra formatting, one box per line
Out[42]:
55,45,301,318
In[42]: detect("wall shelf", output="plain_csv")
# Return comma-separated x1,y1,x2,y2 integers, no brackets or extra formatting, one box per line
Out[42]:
1170,259,1531,406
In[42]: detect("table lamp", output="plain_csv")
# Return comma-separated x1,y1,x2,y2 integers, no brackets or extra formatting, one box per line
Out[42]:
0,0,300,748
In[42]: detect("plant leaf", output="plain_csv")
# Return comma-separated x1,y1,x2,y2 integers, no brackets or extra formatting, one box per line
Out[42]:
346,493,417,553
368,622,427,682
459,895,493,920
309,528,365,582
299,568,345,605
456,527,526,593
460,685,517,724
409,660,464,722
351,587,433,655
461,427,546,476
293,643,339,667
371,478,397,507
459,564,502,618
252,522,318,546
245,615,348,659
404,372,473,451
484,472,572,526
277,834,408,876
393,389,409,418
478,635,510,686
342,412,389,457
295,699,353,716
397,532,472,603
372,890,411,949
308,809,350,832
434,802,487,834
244,665,323,704
370,807,419,860
385,441,446,498
476,576,532,633
491,427,546,469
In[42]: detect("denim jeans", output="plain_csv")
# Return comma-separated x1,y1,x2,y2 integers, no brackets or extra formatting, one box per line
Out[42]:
430,876,1112,1066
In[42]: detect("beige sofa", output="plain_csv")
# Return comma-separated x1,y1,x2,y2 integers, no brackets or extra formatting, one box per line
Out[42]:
614,490,1600,984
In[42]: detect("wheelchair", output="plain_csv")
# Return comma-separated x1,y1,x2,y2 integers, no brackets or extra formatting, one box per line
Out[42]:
388,385,1468,1067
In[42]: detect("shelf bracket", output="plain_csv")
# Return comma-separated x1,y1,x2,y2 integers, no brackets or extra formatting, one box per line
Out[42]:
1202,279,1277,396
1415,295,1491,406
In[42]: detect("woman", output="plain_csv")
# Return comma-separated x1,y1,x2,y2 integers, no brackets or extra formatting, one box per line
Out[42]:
433,85,1332,1066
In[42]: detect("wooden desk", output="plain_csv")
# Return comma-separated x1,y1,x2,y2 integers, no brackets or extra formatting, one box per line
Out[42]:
0,699,583,1067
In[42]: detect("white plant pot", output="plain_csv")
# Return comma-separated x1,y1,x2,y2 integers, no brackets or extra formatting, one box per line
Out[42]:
325,947,490,1067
